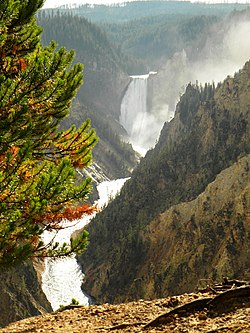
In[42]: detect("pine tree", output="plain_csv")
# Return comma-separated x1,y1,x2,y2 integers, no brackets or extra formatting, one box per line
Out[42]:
0,0,98,266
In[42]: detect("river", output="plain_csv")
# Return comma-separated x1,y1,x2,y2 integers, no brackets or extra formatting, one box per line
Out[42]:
41,178,129,310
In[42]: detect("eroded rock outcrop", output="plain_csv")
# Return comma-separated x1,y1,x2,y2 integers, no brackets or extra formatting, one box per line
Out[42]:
0,262,52,328
80,61,250,303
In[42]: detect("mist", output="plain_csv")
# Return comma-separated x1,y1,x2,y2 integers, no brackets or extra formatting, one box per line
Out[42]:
191,19,250,84
123,12,250,154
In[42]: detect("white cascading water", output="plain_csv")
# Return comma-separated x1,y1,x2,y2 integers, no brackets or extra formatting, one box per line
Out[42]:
120,75,148,142
120,72,169,155
41,178,128,310
120,74,150,155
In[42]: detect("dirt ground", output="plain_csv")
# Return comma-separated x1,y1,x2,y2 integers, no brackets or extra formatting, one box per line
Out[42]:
1,290,249,333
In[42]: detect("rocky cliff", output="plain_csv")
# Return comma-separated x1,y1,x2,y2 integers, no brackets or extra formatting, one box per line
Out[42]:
79,60,250,303
0,261,52,328
121,154,250,300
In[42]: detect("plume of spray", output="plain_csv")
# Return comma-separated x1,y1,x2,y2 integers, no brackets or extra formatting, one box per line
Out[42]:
120,10,250,155
190,17,250,84
145,12,250,152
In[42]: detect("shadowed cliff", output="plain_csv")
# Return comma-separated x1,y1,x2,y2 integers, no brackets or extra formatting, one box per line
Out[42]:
79,60,250,303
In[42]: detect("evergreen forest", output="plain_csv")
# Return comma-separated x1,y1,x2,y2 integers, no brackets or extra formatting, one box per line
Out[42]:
0,0,250,328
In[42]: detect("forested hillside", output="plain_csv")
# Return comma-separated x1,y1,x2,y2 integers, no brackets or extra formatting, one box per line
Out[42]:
102,15,218,68
47,1,250,71
80,60,250,303
1,1,249,329
102,7,250,70
53,1,249,23
38,13,138,179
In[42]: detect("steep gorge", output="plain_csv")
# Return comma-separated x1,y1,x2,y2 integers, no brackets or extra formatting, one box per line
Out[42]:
80,60,250,303
121,154,250,300
1,7,249,329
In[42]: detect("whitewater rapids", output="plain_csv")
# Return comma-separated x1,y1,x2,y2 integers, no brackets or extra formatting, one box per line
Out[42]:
41,178,128,310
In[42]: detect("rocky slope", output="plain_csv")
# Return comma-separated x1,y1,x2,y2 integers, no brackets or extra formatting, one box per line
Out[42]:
79,60,250,303
1,287,249,332
0,261,52,328
125,154,250,300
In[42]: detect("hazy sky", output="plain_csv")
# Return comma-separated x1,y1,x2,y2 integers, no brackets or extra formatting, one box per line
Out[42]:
43,0,136,8
43,0,249,9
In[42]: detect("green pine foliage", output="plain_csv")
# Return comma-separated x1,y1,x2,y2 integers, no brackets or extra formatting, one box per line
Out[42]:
0,0,98,266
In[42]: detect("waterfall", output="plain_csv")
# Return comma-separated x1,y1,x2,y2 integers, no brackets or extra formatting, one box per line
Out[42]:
120,72,162,155
120,74,150,155
41,178,129,310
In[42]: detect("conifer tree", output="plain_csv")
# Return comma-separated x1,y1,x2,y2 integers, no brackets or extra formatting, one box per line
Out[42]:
0,0,98,266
